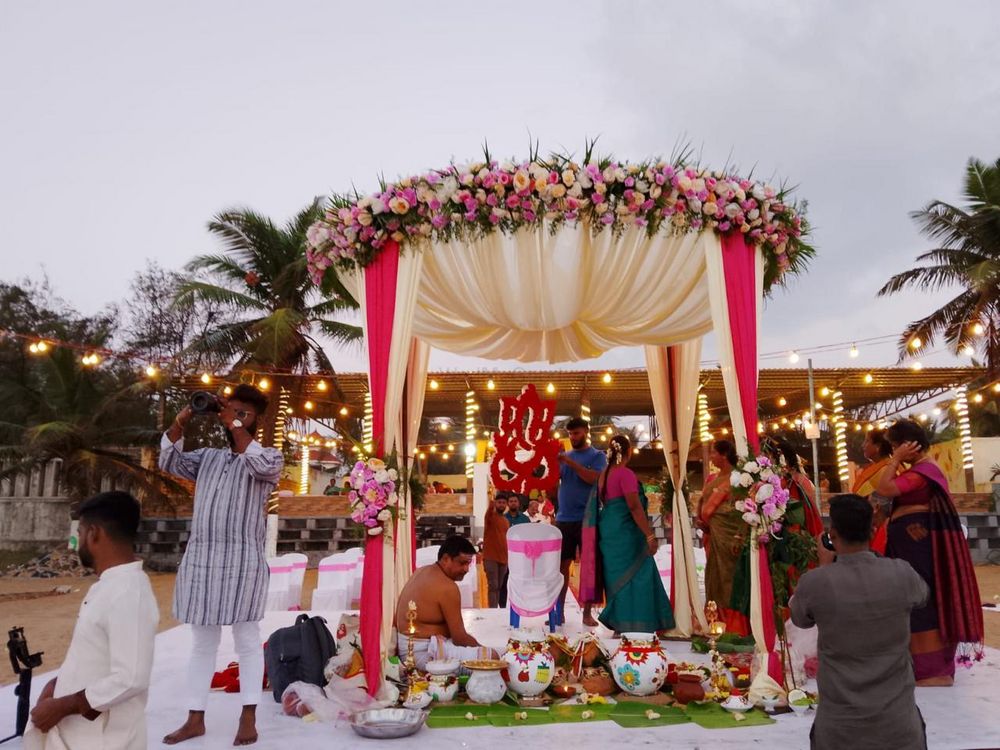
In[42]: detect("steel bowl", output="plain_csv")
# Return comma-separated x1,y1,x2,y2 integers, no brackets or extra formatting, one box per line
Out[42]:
350,708,427,739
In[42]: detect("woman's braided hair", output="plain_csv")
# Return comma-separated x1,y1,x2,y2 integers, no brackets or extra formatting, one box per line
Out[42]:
601,434,631,499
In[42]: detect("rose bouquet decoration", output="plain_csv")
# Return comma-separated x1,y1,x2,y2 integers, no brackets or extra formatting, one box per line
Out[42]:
729,455,790,541
347,457,399,536
305,147,811,289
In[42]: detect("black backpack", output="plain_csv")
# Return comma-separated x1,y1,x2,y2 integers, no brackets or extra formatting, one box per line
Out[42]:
264,614,337,701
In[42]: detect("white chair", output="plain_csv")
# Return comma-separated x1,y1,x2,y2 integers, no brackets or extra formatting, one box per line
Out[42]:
265,556,292,611
346,549,365,608
311,552,352,610
415,545,441,567
655,545,672,596
506,523,564,630
282,552,308,610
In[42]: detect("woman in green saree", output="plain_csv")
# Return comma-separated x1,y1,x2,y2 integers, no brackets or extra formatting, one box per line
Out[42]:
581,435,674,633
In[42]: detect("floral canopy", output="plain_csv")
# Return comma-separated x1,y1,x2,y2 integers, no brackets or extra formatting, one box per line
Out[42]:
306,148,812,698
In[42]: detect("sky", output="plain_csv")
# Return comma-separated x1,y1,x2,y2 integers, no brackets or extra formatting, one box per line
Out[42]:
3,0,999,376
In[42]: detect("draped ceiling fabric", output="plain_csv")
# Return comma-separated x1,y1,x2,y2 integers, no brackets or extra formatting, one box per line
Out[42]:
644,341,706,637
352,225,770,693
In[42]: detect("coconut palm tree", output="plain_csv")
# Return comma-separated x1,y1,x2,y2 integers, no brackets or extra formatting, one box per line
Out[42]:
0,343,188,512
175,198,362,443
878,157,1000,375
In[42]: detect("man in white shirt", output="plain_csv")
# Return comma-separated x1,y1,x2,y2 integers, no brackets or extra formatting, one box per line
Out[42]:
25,491,159,750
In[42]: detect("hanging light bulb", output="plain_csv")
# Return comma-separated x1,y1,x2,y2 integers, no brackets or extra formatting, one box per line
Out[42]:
258,377,270,391
304,400,314,411
223,386,233,396
602,372,612,384
972,322,985,336
486,379,495,390
961,344,975,357
200,373,212,384
864,373,873,384
447,444,454,451
789,351,800,364
441,453,449,460
339,406,349,416
777,396,787,407
605,426,613,435
993,383,1000,394
145,364,158,378
849,344,859,358
429,379,439,390
317,380,328,391
819,387,830,397
910,361,923,371
973,393,984,404
546,382,555,394
909,336,923,350
429,446,437,453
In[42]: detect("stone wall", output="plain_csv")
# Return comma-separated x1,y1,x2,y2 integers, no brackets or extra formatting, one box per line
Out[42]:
0,497,73,550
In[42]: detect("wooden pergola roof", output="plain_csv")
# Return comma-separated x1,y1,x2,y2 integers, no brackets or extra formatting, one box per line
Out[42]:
176,365,983,426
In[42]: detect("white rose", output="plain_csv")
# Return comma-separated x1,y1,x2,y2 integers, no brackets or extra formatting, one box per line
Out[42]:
760,468,774,480
730,470,742,488
357,211,373,227
725,203,740,219
368,458,386,471
371,198,386,215
388,469,398,481
742,512,760,525
689,198,702,214
743,461,759,473
386,492,398,506
756,483,774,501
752,185,767,201
691,178,706,194
367,527,382,536
375,469,390,484
567,182,583,198
377,509,392,522
740,472,754,488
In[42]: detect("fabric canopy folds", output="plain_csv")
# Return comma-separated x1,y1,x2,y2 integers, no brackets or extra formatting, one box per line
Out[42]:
644,341,706,637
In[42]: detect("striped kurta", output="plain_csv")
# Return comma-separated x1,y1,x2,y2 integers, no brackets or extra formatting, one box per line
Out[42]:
159,433,283,626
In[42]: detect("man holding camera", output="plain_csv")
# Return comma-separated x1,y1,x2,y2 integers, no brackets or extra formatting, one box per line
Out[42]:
158,385,283,747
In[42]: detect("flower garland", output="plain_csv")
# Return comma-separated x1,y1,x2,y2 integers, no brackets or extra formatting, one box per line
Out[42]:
305,149,809,286
347,457,400,536
729,454,790,541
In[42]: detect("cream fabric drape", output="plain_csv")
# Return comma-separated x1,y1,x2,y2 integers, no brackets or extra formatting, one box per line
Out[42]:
394,337,431,605
645,341,707,637
404,223,715,363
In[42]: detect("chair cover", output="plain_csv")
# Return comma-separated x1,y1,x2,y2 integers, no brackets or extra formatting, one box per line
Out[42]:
281,552,308,610
415,545,441,567
312,552,352,611
506,523,564,618
265,556,292,611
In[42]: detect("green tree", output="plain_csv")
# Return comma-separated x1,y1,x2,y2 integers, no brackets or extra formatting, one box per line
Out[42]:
175,199,362,443
878,157,1000,375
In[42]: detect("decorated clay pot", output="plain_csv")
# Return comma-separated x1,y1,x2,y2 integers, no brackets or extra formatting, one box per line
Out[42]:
609,633,670,697
463,661,507,704
501,631,555,698
673,673,706,704
580,667,616,695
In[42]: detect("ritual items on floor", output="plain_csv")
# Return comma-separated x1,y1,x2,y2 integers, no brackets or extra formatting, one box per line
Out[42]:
502,631,555,697
609,633,670,696
425,659,460,702
462,660,508,704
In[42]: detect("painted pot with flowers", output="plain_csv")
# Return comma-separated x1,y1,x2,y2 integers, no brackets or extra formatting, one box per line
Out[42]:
501,631,555,697
609,633,669,697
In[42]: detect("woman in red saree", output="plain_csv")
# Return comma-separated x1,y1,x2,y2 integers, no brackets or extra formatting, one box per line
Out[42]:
877,419,984,686
852,429,893,554
695,440,750,635
774,440,824,539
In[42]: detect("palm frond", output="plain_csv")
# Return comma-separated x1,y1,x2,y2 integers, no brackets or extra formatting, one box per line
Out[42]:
174,280,265,312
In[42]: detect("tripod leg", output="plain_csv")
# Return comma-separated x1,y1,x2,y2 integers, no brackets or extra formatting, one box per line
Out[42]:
15,670,31,737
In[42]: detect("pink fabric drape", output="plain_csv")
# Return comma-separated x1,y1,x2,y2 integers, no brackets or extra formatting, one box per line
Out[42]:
360,240,400,696
757,543,782,682
720,233,760,454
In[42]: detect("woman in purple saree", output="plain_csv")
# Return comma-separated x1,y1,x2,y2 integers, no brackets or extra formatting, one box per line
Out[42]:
876,419,984,686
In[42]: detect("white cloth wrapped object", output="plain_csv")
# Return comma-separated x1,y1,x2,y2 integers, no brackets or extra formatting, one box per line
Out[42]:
506,523,564,617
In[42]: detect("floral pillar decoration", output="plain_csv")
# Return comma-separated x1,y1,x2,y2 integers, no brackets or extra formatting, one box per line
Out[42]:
490,384,561,494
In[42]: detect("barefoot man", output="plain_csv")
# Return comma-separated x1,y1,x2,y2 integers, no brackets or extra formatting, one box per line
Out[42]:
395,536,496,668
556,417,606,627
159,384,282,746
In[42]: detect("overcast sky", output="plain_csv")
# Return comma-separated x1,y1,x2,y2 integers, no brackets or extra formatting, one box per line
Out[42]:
3,0,999,375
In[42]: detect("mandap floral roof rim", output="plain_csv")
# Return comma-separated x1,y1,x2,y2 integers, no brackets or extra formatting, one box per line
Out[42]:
305,150,811,291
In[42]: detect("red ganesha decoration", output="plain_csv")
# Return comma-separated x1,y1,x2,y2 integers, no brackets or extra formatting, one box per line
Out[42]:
489,384,561,494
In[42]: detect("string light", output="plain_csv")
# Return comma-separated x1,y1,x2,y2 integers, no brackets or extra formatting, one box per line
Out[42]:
788,351,800,364
317,380,328,391
605,426,613,435
864,373,873,384
973,393,984,404
430,379,439,390
602,372,612,384
299,444,310,495
819,387,830,397
257,377,270,391
956,385,974,470
363,392,373,448
972,322,985,336
200,373,212,384
441,452,450,460
304,400,314,411
698,392,711,443
546,382,555,394
145,365,158,378
81,353,100,366
961,344,975,357
777,396,787,407
223,386,233,396
909,361,923,371
721,427,730,436
833,391,848,483
909,336,923,350
849,344,859,358
339,406,349,416
487,379,495,390
465,390,476,479
993,384,1000,394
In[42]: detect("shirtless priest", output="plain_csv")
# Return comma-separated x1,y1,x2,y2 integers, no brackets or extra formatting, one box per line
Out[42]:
395,536,496,668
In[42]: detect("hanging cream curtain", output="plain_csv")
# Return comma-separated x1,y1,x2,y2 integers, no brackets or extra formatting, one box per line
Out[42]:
409,223,715,362
645,340,707,637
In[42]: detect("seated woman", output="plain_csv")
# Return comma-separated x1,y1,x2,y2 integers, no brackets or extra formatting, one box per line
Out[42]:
395,536,496,669
876,419,984,686
852,428,894,554
697,439,750,636
581,435,674,634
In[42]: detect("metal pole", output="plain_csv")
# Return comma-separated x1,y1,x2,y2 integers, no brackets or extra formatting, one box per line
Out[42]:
807,359,821,498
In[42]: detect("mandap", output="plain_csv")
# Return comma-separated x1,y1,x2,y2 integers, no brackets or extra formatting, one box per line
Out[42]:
305,150,813,696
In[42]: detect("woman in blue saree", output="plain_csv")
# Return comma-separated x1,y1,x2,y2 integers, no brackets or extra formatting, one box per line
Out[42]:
581,435,674,633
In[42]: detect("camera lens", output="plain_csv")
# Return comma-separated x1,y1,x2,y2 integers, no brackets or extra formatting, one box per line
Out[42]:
190,391,221,414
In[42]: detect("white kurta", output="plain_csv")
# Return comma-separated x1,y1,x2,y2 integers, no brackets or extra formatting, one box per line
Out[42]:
24,561,159,750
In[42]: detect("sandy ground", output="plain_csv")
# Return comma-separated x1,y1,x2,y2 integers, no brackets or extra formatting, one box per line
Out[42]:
1,566,997,687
